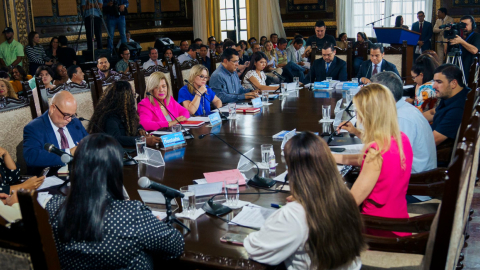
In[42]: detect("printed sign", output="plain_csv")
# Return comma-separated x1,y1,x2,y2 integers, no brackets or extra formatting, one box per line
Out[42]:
251,97,263,108
208,112,222,126
161,132,186,148
314,82,330,90
342,82,359,90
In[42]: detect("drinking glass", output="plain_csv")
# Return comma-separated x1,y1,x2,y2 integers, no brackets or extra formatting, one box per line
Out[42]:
180,186,196,218
326,77,332,82
224,177,239,206
346,93,353,106
228,103,237,119
172,124,182,133
262,91,269,105
135,137,147,159
351,78,358,84
293,77,300,88
322,122,332,135
281,83,287,95
322,105,331,120
261,144,273,165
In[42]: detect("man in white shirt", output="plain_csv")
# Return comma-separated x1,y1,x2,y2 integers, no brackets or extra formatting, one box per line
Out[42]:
178,44,200,64
433,8,454,62
66,65,86,85
142,48,163,71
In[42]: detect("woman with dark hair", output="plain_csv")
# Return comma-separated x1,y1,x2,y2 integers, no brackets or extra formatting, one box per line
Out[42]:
25,31,53,75
56,35,77,68
162,48,177,79
52,63,68,85
353,32,373,75
45,134,184,269
28,66,56,115
241,52,279,91
10,65,32,93
259,36,268,47
245,132,365,269
395,16,409,29
336,33,348,50
88,81,160,147
408,54,440,112
45,37,59,63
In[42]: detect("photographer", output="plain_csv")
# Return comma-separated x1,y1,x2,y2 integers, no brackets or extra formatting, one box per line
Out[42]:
448,16,480,82
81,1,103,52
103,0,128,53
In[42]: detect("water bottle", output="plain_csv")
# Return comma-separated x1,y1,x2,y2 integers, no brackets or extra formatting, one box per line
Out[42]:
269,148,276,174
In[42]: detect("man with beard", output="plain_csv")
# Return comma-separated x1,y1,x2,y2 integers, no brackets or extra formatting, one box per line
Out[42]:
96,55,118,80
0,27,24,68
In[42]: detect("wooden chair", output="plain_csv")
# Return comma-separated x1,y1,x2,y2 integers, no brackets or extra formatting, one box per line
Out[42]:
367,41,408,81
173,56,199,100
210,55,222,73
135,61,175,103
334,41,353,81
0,94,37,174
309,42,322,64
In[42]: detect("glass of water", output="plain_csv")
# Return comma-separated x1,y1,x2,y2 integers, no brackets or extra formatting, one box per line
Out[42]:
180,186,196,218
281,83,287,95
228,103,237,119
261,144,273,166
351,78,358,84
326,77,332,82
135,136,147,159
293,77,299,88
224,177,239,207
262,91,269,105
172,124,182,133
322,105,331,120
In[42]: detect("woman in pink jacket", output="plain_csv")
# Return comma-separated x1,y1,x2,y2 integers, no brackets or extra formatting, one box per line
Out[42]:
138,72,190,131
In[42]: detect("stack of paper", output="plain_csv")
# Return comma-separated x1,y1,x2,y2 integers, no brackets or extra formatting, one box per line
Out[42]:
37,176,65,191
229,205,277,229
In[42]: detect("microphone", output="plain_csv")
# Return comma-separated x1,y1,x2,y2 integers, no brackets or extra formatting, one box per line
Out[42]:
199,133,276,188
327,101,355,145
183,79,228,120
272,70,286,81
146,92,194,139
138,177,184,198
44,143,73,164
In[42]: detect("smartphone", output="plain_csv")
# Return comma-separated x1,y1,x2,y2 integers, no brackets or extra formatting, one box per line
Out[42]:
220,233,247,246
330,148,346,153
39,167,50,177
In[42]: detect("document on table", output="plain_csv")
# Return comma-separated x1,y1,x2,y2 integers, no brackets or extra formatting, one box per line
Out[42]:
152,128,190,136
189,116,211,122
138,190,177,205
37,176,65,191
273,171,288,182
331,144,364,155
188,182,223,197
229,205,277,229
37,192,53,208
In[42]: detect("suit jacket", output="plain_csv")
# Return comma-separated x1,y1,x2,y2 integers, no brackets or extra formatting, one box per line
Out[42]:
286,46,303,64
23,111,88,173
308,56,347,83
412,21,433,52
433,15,454,42
137,97,190,131
357,59,400,80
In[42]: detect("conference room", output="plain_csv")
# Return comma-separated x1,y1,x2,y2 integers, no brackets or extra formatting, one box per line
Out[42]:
0,0,479,269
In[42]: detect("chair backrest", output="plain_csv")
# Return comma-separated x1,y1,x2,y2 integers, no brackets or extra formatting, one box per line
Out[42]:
0,95,36,174
334,42,353,81
467,53,479,90
368,41,407,79
309,42,323,63
211,55,222,73
174,56,199,100
136,62,174,102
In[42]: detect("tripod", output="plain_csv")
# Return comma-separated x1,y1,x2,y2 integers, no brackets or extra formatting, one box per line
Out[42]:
164,195,190,232
446,46,467,86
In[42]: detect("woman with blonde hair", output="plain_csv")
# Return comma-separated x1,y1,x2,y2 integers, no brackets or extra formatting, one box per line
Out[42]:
0,79,18,99
137,72,190,130
245,132,365,270
177,64,222,116
333,84,413,237
262,41,283,83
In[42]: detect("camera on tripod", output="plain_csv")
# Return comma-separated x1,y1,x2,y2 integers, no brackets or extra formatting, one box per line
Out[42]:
439,22,467,40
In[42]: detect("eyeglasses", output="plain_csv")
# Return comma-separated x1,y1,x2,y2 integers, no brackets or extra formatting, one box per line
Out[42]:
229,60,239,64
198,75,209,80
54,104,77,120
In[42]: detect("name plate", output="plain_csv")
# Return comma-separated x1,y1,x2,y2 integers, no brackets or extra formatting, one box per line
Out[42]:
314,82,330,90
188,182,223,197
208,112,222,126
251,97,263,108
161,132,186,148
342,83,359,90
281,129,296,150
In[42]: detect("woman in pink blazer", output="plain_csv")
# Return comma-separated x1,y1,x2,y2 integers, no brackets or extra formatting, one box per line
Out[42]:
138,72,190,131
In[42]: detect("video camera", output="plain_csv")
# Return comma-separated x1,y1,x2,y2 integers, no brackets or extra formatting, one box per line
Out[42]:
439,22,466,40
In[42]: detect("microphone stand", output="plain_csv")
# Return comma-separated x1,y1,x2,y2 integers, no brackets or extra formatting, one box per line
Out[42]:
366,14,395,27
79,117,137,165
164,194,191,232
146,92,195,140
183,80,228,121
272,71,285,93
199,133,276,188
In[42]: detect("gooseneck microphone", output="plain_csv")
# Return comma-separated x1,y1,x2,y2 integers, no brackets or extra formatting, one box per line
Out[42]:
199,133,276,188
44,143,73,164
183,79,228,121
146,92,194,139
272,70,286,81
327,101,355,145
138,177,184,198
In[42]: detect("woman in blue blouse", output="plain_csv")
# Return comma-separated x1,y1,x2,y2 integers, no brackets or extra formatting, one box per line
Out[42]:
178,64,222,116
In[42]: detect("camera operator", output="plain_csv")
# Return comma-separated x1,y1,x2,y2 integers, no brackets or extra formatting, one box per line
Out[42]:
448,16,480,82
103,0,129,54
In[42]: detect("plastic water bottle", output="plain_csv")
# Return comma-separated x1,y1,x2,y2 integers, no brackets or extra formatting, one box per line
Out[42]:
269,148,276,174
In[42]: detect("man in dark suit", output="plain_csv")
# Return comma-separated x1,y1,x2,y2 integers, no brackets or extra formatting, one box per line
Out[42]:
308,42,347,83
23,91,88,175
412,11,433,61
357,43,400,84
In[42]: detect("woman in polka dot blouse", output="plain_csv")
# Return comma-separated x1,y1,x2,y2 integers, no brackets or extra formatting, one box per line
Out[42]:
45,134,184,269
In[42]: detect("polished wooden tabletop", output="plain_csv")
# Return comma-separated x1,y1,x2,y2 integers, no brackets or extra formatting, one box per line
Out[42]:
120,87,352,269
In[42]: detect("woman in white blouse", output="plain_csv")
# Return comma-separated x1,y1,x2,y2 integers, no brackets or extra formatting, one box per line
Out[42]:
244,132,366,270
240,52,279,91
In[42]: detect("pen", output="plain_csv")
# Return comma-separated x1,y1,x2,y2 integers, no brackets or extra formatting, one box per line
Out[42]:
271,203,283,208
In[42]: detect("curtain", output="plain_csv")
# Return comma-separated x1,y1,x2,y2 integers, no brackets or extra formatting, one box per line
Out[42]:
258,0,286,38
337,0,354,38
205,0,221,42
424,0,433,22
193,0,208,41
247,0,259,42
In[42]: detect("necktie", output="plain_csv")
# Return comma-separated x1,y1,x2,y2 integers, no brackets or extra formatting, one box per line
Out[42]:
419,22,423,33
326,62,330,72
58,128,69,150
372,64,378,76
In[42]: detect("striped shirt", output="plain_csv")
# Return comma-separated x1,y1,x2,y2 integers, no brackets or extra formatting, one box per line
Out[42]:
25,45,49,65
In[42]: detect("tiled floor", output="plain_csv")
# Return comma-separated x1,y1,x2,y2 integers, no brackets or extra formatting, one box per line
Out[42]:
463,184,480,269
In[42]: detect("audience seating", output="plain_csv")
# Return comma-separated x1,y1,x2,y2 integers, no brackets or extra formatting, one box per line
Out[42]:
173,56,199,100
0,94,36,174
467,53,479,91
211,55,222,74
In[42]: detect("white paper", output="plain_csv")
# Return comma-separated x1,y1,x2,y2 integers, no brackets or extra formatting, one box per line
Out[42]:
37,192,53,208
229,205,277,229
412,195,432,202
256,161,277,170
138,190,177,205
286,82,298,91
152,128,190,136
331,144,364,155
222,200,250,209
152,210,167,220
188,182,223,197
176,208,206,220
403,85,414,90
193,178,208,184
337,165,345,172
37,176,65,190
238,148,254,171
273,171,288,182
189,116,211,122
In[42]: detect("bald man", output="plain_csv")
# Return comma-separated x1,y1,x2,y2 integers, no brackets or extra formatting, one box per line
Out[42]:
23,91,88,175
